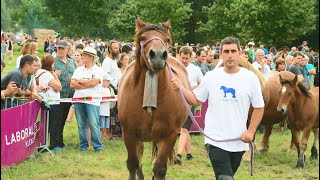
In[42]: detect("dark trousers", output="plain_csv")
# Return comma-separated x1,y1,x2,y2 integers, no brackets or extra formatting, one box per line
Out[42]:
49,102,71,149
205,144,245,180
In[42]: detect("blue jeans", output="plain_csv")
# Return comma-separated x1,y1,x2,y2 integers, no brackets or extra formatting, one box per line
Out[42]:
74,103,103,151
100,116,110,128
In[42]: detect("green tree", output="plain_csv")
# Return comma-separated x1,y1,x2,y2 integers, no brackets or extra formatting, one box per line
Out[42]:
197,0,317,48
108,0,193,43
1,0,11,31
10,0,59,34
43,0,123,39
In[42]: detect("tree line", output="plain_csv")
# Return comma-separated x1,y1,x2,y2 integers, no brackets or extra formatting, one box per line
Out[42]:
1,0,319,50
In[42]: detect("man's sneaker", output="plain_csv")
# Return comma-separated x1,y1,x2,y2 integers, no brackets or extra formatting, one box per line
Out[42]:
186,154,193,160
174,155,182,165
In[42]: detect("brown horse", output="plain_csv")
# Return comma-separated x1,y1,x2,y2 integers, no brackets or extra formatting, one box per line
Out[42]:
118,18,190,179
277,72,319,168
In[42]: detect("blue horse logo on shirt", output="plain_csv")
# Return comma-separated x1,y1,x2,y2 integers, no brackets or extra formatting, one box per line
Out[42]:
220,86,236,98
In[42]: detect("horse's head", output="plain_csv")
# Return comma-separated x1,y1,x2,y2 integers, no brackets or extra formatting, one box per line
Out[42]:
135,18,172,73
277,74,298,114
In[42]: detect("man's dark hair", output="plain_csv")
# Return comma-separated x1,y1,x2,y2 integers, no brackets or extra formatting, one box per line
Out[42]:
75,44,84,50
20,55,37,69
297,45,303,51
293,51,303,57
196,48,205,56
220,37,241,51
121,44,133,54
214,53,220,59
168,48,176,57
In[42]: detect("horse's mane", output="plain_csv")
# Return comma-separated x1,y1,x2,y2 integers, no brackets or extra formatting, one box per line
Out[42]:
238,57,267,90
281,80,311,97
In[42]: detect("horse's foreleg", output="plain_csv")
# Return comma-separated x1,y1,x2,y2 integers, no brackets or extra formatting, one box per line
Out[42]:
153,134,177,180
259,124,273,153
137,142,144,180
296,128,312,168
288,130,299,153
124,136,140,180
310,128,319,160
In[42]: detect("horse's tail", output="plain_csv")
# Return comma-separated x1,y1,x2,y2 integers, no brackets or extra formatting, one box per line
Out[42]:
151,142,175,163
238,57,267,90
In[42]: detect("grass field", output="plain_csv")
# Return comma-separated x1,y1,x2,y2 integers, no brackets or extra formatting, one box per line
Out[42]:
1,45,319,179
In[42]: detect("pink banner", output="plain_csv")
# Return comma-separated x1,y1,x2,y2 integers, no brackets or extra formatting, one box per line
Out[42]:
190,100,208,133
1,100,46,167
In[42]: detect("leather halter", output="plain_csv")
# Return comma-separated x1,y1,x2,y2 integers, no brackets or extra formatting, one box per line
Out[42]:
140,37,167,71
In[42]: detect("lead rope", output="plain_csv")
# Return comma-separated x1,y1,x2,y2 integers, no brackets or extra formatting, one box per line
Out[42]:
168,65,254,176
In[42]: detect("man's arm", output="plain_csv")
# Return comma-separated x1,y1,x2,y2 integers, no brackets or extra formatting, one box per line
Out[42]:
70,79,88,90
240,107,264,143
171,77,202,107
78,78,100,88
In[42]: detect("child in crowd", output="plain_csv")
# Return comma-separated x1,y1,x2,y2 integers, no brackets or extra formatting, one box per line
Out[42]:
100,73,112,143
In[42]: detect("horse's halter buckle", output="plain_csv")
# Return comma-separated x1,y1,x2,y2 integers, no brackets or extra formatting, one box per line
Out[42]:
140,37,167,71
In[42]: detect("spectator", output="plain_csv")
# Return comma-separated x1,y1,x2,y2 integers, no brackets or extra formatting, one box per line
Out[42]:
242,50,253,64
252,49,271,74
99,73,112,143
51,40,76,151
191,48,209,75
1,55,42,108
118,53,129,80
174,46,203,165
70,46,104,152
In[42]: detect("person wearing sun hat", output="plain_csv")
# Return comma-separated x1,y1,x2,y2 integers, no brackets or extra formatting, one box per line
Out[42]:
70,46,105,152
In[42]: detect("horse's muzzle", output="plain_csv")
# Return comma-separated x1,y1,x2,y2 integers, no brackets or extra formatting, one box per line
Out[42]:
149,48,168,71
277,106,287,114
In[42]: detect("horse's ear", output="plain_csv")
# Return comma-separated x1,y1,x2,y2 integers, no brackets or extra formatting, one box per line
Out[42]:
291,75,298,86
279,74,284,85
136,17,147,31
161,20,171,32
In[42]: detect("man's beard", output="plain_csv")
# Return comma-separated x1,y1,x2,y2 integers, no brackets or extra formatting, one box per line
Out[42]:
112,51,119,60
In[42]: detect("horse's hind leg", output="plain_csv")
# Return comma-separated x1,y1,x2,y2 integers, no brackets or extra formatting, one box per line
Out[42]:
124,137,142,180
288,131,299,153
259,124,273,153
310,128,319,160
153,134,177,180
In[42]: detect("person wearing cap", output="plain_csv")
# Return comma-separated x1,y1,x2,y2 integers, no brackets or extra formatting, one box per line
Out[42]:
70,46,104,152
50,40,76,151
247,42,255,61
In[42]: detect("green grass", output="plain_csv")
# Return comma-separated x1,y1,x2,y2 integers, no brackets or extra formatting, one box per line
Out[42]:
1,120,319,179
1,44,319,179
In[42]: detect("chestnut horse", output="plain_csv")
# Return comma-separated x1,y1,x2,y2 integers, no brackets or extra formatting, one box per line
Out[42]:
118,18,190,179
277,72,319,168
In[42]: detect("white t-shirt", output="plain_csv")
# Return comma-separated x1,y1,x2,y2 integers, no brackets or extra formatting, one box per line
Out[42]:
193,67,264,152
251,62,271,74
36,69,60,105
101,57,119,90
99,86,111,116
185,63,203,87
72,65,104,106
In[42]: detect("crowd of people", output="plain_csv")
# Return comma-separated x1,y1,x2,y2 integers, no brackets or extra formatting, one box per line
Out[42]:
1,31,319,179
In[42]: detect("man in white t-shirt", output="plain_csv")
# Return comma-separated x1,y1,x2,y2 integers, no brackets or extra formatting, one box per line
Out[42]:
174,46,203,165
70,46,104,152
171,37,264,179
101,40,120,94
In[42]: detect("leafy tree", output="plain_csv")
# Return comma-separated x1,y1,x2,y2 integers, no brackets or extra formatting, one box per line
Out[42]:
43,0,123,39
10,0,59,34
108,0,193,43
1,0,11,31
197,0,317,48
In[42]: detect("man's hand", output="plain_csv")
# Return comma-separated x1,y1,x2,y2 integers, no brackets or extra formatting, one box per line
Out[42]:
6,81,18,95
240,130,255,143
55,70,62,76
171,77,182,91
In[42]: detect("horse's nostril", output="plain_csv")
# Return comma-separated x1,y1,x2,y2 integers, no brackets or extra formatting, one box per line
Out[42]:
162,50,168,60
149,49,155,59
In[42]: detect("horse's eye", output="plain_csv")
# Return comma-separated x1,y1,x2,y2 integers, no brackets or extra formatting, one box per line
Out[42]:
165,38,170,43
141,37,146,41
288,92,292,96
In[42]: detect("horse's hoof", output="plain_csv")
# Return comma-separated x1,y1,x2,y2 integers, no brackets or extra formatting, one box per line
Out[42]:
295,162,304,169
259,148,268,154
173,155,182,165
